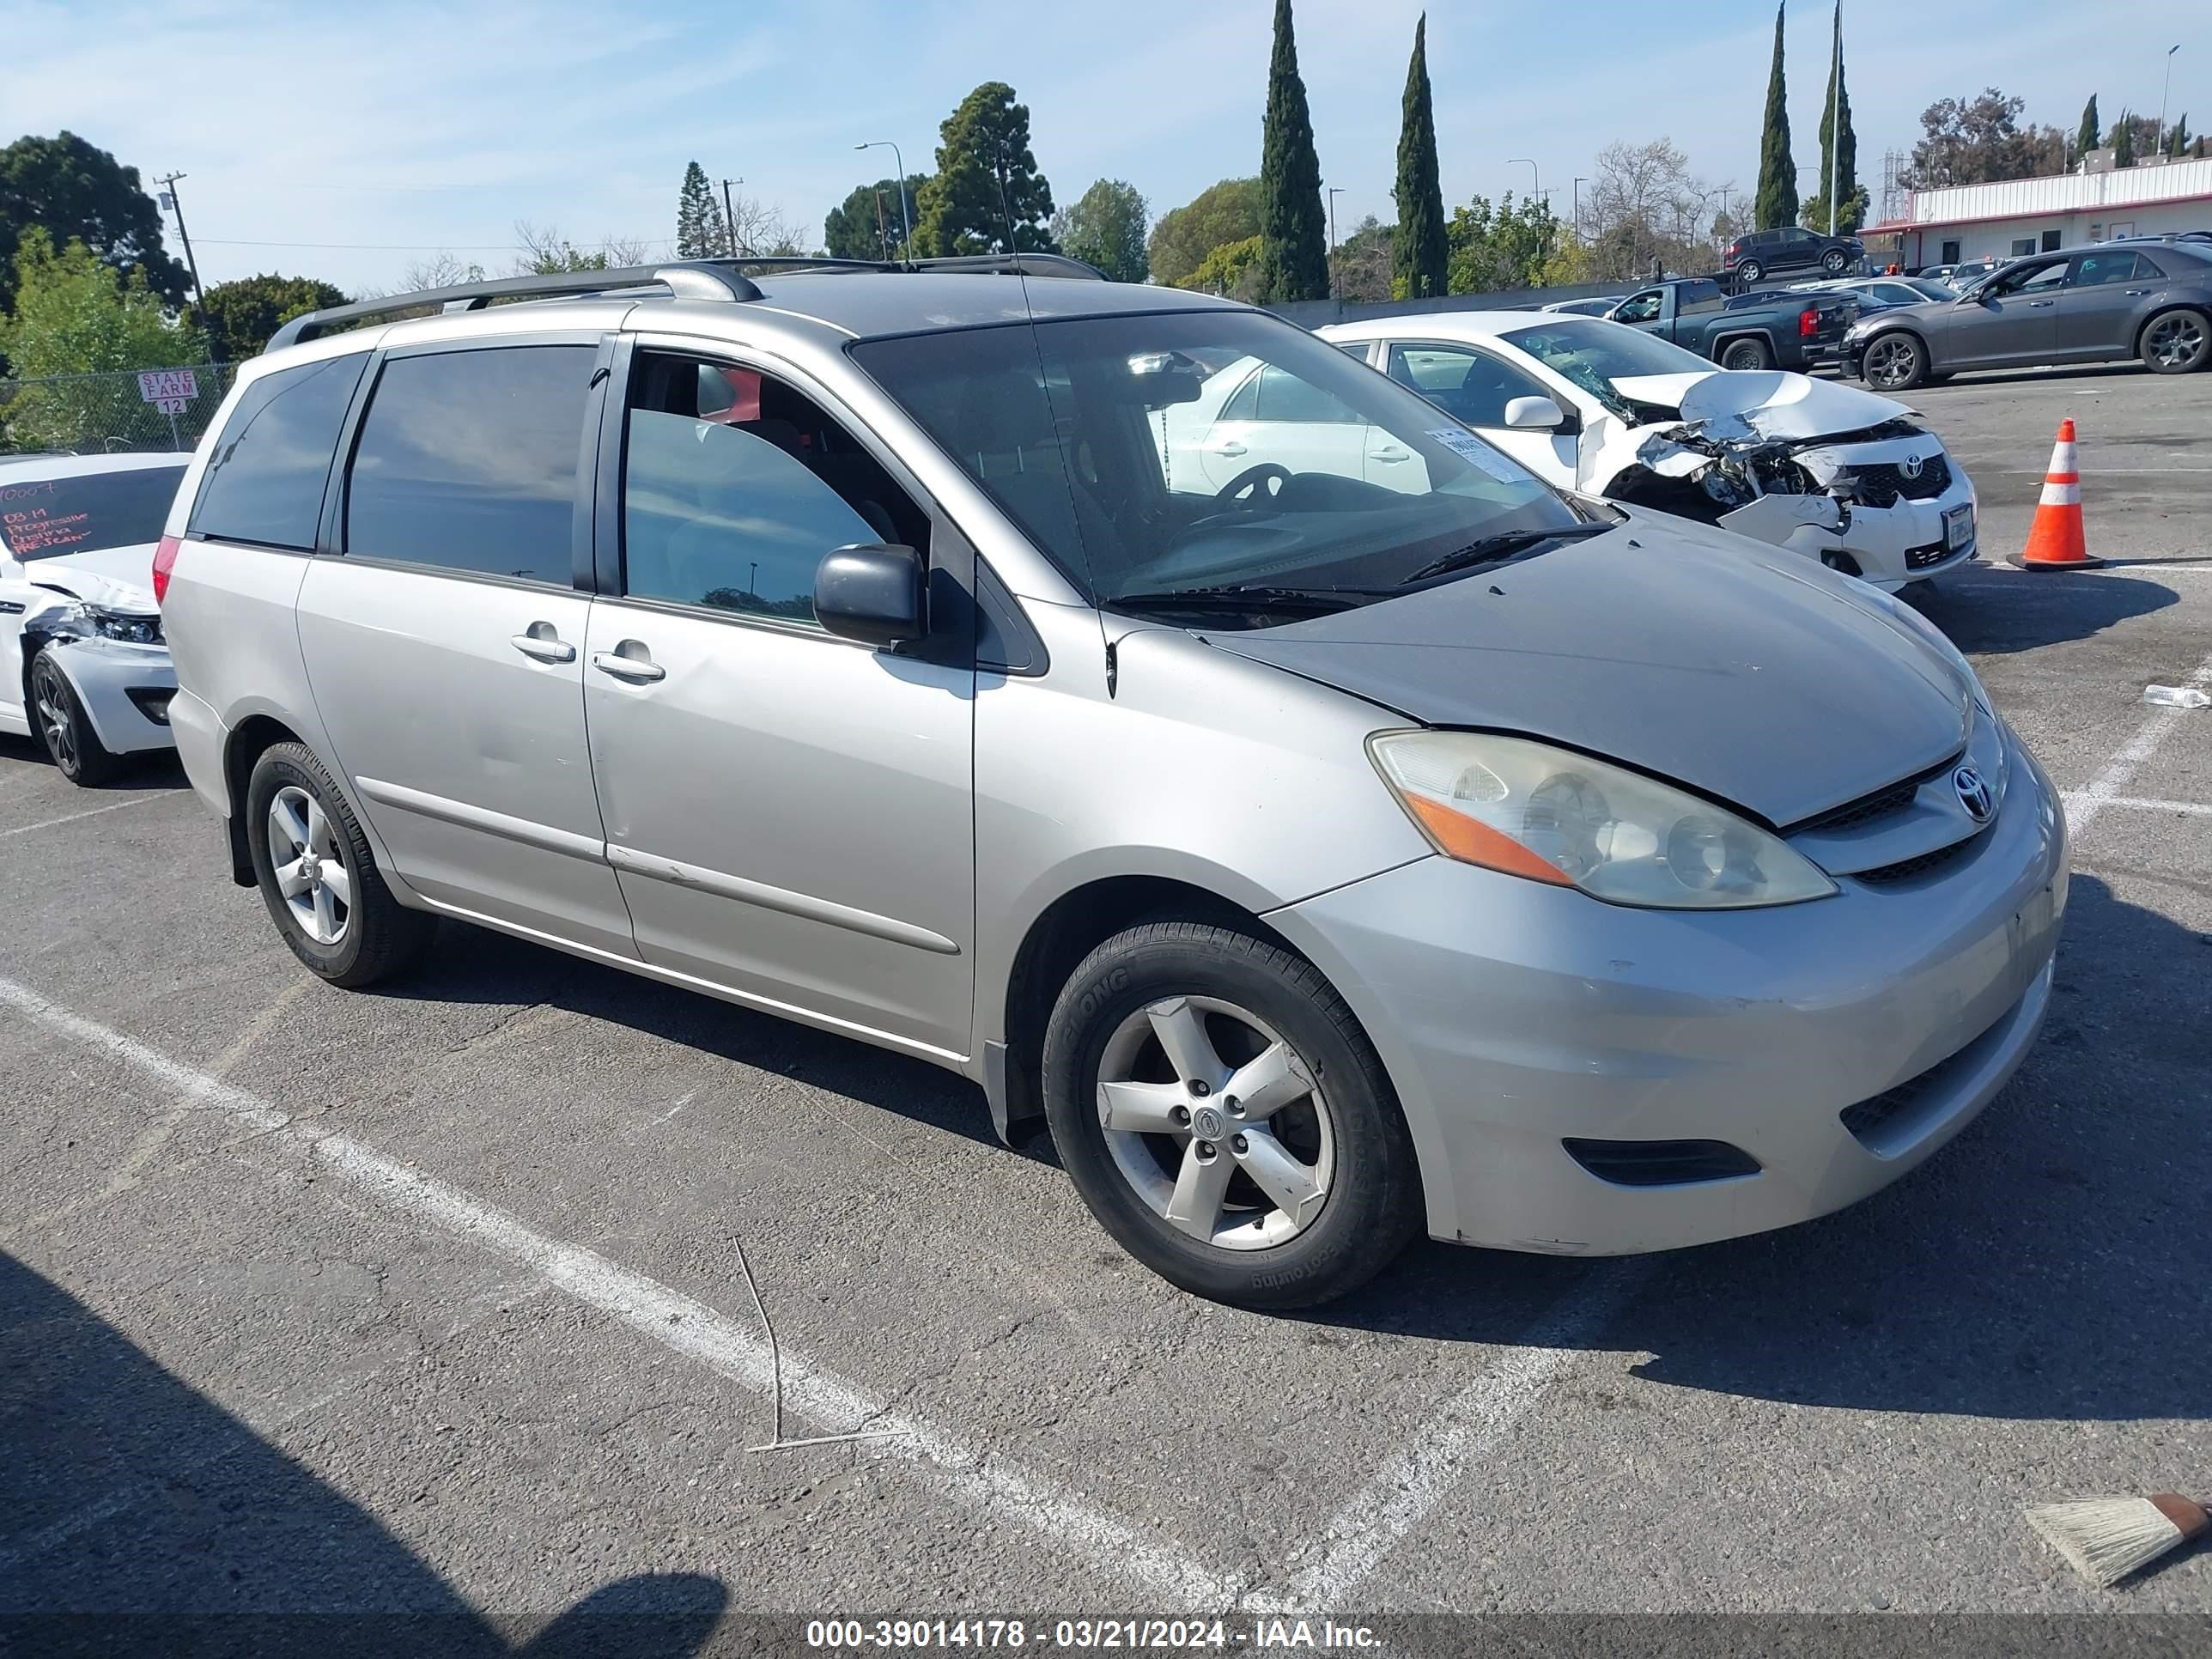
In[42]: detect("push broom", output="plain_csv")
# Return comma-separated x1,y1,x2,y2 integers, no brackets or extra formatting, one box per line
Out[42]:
2027,1492,2209,1588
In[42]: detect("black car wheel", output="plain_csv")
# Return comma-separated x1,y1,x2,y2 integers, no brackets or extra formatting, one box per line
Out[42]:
28,648,123,787
1719,337,1775,372
2141,309,2210,375
1821,248,1849,275
1861,331,1928,391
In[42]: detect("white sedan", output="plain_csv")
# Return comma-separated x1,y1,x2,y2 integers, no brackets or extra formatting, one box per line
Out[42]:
1,452,187,784
1317,312,1979,591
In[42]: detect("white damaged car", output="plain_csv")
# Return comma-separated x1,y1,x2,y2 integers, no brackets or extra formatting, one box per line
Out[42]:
1318,313,1978,590
1,453,188,784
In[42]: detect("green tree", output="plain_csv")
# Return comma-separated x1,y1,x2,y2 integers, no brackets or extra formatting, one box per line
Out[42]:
1799,1,1864,234
1188,235,1263,300
1392,14,1448,300
676,161,729,258
2076,95,2100,160
0,131,192,313
2112,108,2136,167
197,273,347,361
1754,3,1798,229
1257,0,1329,302
1051,179,1149,282
824,175,928,260
1902,88,2046,187
1445,192,1559,294
0,228,208,451
914,82,1056,256
2168,114,2192,158
1148,179,1263,288
1332,216,1395,302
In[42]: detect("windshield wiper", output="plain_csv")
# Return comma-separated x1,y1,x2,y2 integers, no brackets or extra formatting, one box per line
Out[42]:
1108,583,1393,614
1401,523,1609,585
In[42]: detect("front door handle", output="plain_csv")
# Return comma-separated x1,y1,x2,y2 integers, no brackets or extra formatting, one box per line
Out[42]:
1368,446,1411,463
510,625,575,664
2027,300,2055,307
592,645,665,684
1205,439,1249,457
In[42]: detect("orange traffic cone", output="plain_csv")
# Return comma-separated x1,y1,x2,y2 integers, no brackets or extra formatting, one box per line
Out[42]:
2011,418,2102,570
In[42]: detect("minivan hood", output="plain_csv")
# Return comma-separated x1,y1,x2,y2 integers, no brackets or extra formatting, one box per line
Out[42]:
1206,519,1971,828
1613,369,1913,440
23,543,159,612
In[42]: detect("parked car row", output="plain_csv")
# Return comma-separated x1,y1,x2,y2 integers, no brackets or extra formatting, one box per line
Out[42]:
17,259,2069,1315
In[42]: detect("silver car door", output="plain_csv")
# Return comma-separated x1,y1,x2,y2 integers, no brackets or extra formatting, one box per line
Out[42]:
580,345,975,1060
295,337,639,959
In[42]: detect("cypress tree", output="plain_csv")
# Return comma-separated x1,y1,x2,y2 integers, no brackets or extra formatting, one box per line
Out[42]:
1258,0,1330,302
1754,3,1798,230
1392,14,1449,300
2076,95,2100,161
2112,111,2135,167
1811,1,1859,233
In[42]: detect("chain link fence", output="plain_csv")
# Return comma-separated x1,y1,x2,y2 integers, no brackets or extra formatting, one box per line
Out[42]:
0,363,239,458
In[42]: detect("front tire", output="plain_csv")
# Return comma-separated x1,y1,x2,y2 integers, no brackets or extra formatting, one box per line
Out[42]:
1042,921,1422,1309
246,742,433,988
1861,331,1928,391
2141,308,2210,374
29,648,122,787
1719,337,1775,372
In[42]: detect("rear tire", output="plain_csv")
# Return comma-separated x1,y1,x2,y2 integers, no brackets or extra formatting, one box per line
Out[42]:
246,742,433,988
1736,259,1765,286
1042,920,1423,1309
1719,337,1775,372
2141,308,2210,374
29,648,123,787
1821,249,1849,276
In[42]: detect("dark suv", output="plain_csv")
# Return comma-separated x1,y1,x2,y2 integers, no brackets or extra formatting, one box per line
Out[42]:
1725,226,1864,286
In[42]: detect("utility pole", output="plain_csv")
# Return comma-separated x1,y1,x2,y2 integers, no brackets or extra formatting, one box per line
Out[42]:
1326,186,1345,302
720,178,742,257
874,190,890,260
1572,176,1588,244
155,172,206,310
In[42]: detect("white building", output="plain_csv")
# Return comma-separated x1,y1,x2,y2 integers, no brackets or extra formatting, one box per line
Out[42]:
1874,155,2212,270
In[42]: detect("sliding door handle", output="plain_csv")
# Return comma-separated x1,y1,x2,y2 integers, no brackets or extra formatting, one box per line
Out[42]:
510,627,575,664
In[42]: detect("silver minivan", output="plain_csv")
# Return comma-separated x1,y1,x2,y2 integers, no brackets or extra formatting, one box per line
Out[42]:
158,259,2067,1307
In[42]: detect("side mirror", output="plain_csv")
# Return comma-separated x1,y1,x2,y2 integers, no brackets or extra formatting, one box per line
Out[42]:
1504,396,1567,431
814,543,925,648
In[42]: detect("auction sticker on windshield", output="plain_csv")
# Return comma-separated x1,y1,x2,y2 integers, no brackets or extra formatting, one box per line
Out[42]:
1427,427,1524,482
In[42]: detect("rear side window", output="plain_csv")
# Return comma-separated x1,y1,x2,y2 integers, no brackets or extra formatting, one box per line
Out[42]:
344,345,595,585
3,465,188,560
189,355,368,550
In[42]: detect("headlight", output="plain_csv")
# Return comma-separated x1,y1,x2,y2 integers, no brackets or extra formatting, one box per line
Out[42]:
1369,731,1837,909
85,607,163,646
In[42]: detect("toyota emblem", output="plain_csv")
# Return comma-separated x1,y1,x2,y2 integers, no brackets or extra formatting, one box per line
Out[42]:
1899,452,1926,481
1953,764,1994,823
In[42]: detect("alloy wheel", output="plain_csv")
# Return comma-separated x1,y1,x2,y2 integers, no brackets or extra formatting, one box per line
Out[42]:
268,784,352,945
2145,313,2207,371
1095,995,1336,1251
30,659,76,774
1863,336,1919,390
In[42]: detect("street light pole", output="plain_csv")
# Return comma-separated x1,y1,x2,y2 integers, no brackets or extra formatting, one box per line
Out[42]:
856,141,914,262
1326,186,1345,301
1507,157,1540,206
2157,44,2181,159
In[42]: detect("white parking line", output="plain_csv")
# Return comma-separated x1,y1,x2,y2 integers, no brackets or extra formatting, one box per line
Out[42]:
2063,793,2212,820
0,973,1238,1607
2066,653,2212,835
1271,1257,1656,1607
0,793,168,839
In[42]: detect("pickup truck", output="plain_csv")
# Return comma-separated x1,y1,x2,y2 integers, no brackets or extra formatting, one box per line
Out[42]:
1606,278,1857,372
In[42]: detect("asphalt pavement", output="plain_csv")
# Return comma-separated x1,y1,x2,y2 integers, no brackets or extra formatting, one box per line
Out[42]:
3,365,2208,1651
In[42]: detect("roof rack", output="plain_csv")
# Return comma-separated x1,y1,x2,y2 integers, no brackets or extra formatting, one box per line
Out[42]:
264,252,1109,351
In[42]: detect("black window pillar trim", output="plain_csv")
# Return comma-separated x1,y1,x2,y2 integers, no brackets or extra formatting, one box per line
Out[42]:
589,334,636,596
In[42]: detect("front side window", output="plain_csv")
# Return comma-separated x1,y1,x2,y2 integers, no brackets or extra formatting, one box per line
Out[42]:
190,354,368,550
1612,291,1662,323
1385,343,1551,428
853,309,1574,619
619,354,923,627
343,344,595,585
1990,260,2067,297
3,465,188,561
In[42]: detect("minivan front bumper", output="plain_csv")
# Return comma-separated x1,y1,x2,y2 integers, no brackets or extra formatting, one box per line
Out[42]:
1267,730,2067,1255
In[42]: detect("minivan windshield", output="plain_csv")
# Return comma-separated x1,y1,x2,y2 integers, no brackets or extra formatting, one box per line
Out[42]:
852,311,1582,621
0,465,187,561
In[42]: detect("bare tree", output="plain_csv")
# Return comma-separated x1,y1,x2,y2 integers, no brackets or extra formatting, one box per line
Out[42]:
721,190,803,258
1583,139,1735,282
511,220,652,274
398,252,487,292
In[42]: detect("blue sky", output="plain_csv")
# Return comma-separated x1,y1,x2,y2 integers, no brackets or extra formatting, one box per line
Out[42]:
6,0,2203,295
